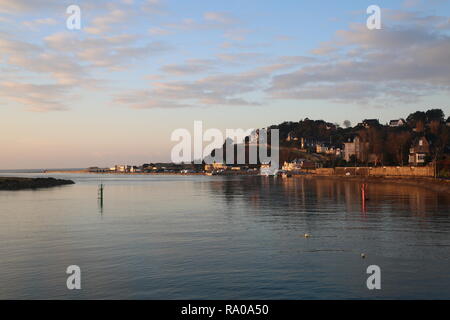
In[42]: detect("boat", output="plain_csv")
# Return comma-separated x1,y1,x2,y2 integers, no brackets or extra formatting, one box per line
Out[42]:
281,172,292,178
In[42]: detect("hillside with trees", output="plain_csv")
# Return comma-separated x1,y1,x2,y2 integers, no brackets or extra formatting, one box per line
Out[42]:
205,108,449,175
268,108,449,170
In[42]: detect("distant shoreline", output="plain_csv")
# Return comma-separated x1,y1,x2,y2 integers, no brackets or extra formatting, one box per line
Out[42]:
43,169,450,193
44,170,255,176
2,172,448,193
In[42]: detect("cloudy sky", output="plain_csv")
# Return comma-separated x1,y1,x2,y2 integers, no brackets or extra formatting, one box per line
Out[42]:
1,0,449,169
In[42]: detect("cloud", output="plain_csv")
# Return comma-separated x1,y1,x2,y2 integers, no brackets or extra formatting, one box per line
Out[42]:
0,36,40,54
115,56,313,109
1,22,172,111
268,14,450,106
275,35,294,42
114,71,263,109
0,0,171,112
44,32,172,70
157,53,310,77
0,0,148,14
2,3,448,114
85,9,129,35
149,27,172,35
165,11,239,33
402,0,422,8
22,18,58,30
160,59,216,75
219,41,271,50
114,91,193,110
216,52,264,63
0,81,71,112
0,0,62,13
384,9,450,30
223,28,252,41
0,33,94,86
142,0,165,14
203,12,237,24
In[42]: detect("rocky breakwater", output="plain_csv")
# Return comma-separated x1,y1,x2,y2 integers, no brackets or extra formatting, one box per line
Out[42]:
0,177,75,190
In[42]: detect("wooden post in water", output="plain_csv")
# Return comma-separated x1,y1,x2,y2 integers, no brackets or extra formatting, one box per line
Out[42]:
98,184,104,200
361,183,367,214
98,184,104,215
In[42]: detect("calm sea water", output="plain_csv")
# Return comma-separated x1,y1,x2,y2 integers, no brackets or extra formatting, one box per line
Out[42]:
0,173,449,299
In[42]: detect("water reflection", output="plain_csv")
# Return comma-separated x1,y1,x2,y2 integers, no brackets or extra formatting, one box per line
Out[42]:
98,198,104,216
207,176,449,218
0,174,449,299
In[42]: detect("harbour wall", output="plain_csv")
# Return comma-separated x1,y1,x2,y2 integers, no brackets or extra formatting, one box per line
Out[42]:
314,166,434,177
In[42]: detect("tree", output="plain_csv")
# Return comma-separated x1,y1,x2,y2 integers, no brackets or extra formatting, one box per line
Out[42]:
407,111,426,123
430,119,441,135
357,129,370,164
425,109,444,123
343,120,352,128
407,111,426,132
368,126,385,165
386,130,411,165
432,124,450,162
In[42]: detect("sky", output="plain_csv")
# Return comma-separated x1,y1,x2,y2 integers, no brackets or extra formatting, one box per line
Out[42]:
1,0,450,169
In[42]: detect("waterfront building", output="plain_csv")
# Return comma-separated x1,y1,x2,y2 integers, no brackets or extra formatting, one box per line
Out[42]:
409,136,430,165
204,163,228,172
115,165,131,173
282,159,304,172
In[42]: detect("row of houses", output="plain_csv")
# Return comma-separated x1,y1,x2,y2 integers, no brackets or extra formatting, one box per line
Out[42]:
282,135,429,172
204,163,259,173
361,118,450,129
358,118,410,128
284,117,440,166
88,165,143,173
286,135,343,157
281,159,318,172
342,135,431,166
89,164,193,173
111,165,141,173
360,118,422,128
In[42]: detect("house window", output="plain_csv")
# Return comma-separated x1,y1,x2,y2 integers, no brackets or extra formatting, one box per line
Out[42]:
419,139,423,146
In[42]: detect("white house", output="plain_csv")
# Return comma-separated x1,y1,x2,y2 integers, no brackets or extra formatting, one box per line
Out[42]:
389,119,406,127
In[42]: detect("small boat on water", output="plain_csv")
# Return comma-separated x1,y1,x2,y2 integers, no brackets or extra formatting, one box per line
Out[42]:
260,164,279,176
